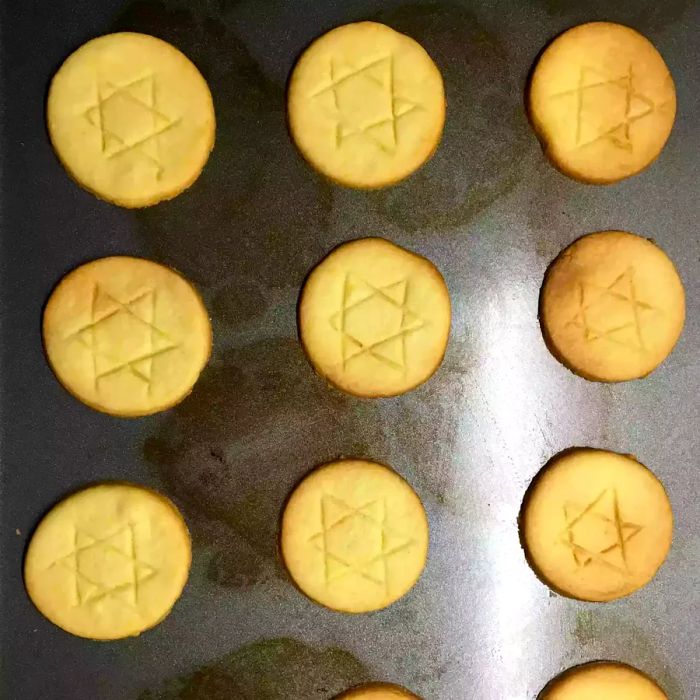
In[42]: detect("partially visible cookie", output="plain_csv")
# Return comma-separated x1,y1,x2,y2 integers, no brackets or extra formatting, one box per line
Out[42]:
43,256,212,416
520,448,673,602
288,21,445,188
336,683,421,699
47,32,215,207
24,483,191,640
299,238,451,397
281,459,429,613
539,662,668,700
540,231,685,381
529,22,675,183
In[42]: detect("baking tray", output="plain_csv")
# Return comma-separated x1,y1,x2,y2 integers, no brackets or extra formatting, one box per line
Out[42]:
1,1,699,698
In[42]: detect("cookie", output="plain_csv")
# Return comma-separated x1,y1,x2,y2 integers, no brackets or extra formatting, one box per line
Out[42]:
24,483,191,640
47,32,215,207
43,256,212,416
520,449,673,602
540,231,685,382
299,238,450,397
288,21,445,188
336,683,420,699
539,662,668,700
529,22,675,183
281,459,429,613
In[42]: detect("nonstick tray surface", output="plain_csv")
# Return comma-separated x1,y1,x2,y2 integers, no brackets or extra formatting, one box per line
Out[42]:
1,1,699,698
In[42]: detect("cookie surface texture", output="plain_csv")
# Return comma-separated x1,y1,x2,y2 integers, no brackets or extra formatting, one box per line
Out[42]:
299,238,451,397
337,683,421,699
43,256,212,416
288,21,445,188
281,459,429,613
539,662,668,700
521,449,673,602
540,231,684,382
24,483,191,640
47,32,215,207
529,22,675,183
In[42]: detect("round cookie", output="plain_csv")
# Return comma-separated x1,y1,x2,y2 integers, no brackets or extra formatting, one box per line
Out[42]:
337,683,420,699
529,22,676,183
539,662,668,700
43,256,212,416
520,449,673,602
47,32,215,207
281,459,429,613
540,231,684,382
24,483,191,640
299,238,451,397
288,21,445,188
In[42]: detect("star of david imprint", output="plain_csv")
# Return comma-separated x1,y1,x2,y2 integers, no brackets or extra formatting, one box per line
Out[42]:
308,495,416,592
329,273,426,373
64,284,179,393
566,267,658,352
309,55,421,152
560,488,643,575
84,73,180,178
48,524,158,607
551,65,656,151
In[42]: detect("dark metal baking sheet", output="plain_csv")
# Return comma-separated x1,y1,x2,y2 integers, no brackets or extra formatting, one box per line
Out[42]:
1,1,699,698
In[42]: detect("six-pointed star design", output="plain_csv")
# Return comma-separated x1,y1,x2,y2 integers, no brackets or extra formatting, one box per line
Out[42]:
309,494,416,590
560,488,643,574
551,65,655,150
84,74,179,177
49,524,158,607
310,55,420,152
329,273,426,372
65,284,179,393
567,268,657,352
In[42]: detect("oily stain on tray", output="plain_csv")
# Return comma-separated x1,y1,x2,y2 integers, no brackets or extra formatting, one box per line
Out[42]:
139,637,370,700
143,339,386,587
114,0,335,324
363,3,533,231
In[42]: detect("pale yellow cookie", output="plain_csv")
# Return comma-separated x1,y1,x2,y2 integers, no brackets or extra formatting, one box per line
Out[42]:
540,231,685,382
47,32,215,207
521,449,673,602
337,683,421,699
299,238,450,397
281,459,429,613
288,21,445,188
529,22,676,183
43,256,212,416
24,483,191,640
539,662,668,700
